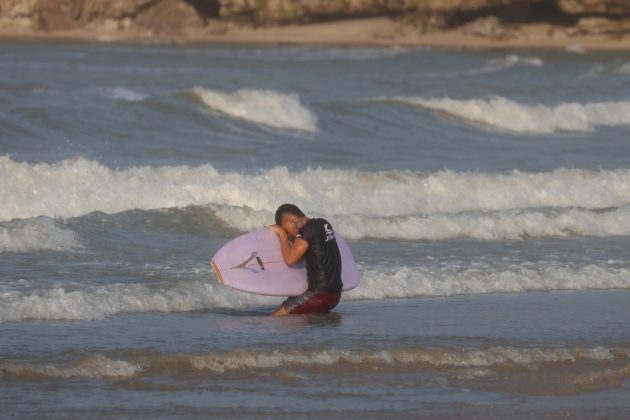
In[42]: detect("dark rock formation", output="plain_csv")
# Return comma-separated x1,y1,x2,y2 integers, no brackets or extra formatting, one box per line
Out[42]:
0,0,210,34
459,16,522,40
1,0,630,38
573,16,630,34
557,0,630,16
217,0,538,26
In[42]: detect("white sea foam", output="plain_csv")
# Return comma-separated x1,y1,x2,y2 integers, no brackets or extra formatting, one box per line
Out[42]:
373,96,630,133
101,87,147,102
0,218,83,253
3,156,630,240
190,87,317,132
477,54,544,73
1,263,629,322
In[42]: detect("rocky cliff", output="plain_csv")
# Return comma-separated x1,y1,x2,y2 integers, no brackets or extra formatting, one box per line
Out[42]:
557,0,630,16
1,0,629,38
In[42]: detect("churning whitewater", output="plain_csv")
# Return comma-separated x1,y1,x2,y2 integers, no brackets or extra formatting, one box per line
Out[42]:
2,261,629,322
3,155,630,242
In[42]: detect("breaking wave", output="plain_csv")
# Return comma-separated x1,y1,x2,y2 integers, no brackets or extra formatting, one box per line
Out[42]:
214,205,630,240
372,96,630,133
2,263,629,322
190,87,317,132
3,156,630,240
0,218,83,253
3,156,630,219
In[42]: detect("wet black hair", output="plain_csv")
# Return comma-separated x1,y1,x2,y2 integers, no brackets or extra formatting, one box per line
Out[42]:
275,204,305,225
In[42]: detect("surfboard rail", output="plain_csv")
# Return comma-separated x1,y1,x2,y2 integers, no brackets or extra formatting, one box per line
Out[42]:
209,259,224,284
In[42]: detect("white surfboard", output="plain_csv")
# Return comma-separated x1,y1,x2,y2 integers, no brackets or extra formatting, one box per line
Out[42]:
210,228,359,296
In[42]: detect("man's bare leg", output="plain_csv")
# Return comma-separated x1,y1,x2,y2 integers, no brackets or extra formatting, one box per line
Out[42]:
272,305,289,317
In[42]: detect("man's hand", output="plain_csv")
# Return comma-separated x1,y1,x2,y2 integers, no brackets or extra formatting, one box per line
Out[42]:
270,224,287,239
270,224,308,266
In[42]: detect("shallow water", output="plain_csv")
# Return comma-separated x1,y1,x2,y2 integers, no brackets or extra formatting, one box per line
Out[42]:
2,41,630,417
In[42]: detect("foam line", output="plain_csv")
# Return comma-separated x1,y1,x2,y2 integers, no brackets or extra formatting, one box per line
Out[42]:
0,354,139,379
0,280,275,322
1,263,629,322
2,345,626,379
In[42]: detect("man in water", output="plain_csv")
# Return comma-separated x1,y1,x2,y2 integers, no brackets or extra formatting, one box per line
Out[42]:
270,204,343,316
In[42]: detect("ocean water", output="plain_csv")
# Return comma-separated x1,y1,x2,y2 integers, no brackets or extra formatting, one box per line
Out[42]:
2,41,630,418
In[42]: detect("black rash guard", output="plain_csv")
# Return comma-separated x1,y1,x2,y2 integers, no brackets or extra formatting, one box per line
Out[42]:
296,218,343,293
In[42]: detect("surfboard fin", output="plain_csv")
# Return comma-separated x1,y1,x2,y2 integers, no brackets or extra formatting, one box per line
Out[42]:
230,252,257,270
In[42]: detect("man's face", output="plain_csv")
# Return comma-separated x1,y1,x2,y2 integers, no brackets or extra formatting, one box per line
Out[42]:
281,214,303,238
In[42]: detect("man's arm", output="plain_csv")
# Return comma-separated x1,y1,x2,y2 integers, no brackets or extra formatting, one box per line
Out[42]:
271,225,308,266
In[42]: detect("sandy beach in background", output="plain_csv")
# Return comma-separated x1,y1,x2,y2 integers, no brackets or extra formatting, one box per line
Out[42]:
2,17,630,51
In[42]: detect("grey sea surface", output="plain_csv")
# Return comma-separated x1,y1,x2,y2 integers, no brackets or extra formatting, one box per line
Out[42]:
2,41,630,418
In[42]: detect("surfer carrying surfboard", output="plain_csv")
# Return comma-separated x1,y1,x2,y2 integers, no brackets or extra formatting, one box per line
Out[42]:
270,204,343,316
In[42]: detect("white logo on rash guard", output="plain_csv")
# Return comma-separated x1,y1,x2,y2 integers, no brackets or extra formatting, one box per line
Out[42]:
324,224,335,242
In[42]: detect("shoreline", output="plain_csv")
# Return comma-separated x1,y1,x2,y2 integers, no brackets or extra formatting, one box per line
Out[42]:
2,18,630,51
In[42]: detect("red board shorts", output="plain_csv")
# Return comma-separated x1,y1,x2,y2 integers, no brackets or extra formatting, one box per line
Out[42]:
282,290,342,315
